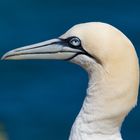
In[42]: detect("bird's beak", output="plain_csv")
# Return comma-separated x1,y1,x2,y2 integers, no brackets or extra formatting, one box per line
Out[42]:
2,38,82,60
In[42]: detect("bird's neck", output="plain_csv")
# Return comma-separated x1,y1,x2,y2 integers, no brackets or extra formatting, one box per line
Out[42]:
69,63,123,140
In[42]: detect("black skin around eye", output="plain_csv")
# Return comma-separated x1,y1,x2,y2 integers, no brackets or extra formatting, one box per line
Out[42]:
69,38,81,46
60,36,82,48
59,36,102,65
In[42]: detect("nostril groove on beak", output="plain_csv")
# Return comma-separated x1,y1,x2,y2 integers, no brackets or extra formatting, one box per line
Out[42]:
15,41,62,52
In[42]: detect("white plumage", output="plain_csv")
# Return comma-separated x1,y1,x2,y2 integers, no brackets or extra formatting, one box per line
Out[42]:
2,22,139,140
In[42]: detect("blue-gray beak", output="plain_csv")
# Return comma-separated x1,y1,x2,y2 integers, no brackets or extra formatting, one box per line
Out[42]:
2,38,82,60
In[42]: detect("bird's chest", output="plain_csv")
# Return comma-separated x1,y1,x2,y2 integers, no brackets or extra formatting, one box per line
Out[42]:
69,116,122,140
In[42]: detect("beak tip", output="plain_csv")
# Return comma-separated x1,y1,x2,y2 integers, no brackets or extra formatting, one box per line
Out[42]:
1,51,11,60
1,55,6,60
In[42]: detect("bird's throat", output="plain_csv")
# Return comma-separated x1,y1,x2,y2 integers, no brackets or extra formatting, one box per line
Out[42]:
69,62,123,140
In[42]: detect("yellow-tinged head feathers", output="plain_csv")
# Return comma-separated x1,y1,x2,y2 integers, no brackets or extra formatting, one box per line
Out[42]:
61,22,139,117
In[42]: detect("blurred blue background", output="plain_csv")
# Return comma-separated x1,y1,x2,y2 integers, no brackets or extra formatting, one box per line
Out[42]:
0,0,139,140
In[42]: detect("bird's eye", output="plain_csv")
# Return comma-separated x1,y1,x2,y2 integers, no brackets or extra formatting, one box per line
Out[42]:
69,37,81,47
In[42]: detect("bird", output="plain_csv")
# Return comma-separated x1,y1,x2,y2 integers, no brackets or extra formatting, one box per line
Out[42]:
2,22,139,140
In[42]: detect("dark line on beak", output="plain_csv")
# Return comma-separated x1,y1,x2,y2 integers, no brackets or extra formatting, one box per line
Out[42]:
15,40,62,52
65,53,80,61
4,51,77,60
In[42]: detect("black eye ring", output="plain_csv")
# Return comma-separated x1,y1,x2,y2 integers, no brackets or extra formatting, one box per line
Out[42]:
69,37,81,47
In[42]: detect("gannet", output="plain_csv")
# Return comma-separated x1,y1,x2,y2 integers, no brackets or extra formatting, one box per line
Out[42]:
2,22,139,140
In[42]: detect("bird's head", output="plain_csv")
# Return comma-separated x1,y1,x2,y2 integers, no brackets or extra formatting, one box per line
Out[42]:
2,22,139,119
2,23,138,69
